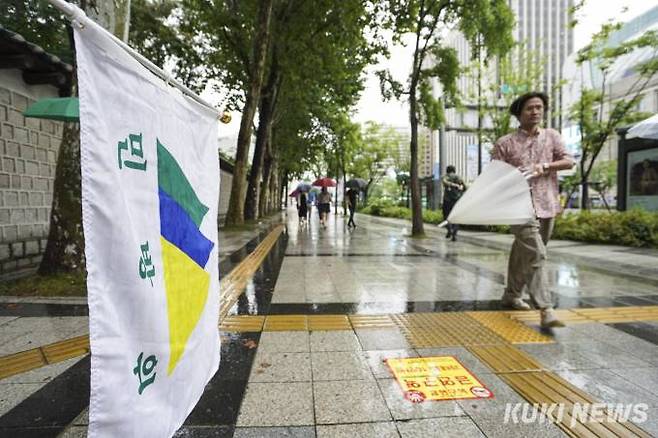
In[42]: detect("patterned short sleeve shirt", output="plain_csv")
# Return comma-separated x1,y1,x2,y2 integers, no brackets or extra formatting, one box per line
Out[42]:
491,128,573,218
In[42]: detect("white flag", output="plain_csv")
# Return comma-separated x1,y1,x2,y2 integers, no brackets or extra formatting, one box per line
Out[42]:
75,16,220,437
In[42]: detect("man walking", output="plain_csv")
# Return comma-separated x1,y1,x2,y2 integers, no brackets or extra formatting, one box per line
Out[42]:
492,92,574,328
441,165,465,241
346,188,357,228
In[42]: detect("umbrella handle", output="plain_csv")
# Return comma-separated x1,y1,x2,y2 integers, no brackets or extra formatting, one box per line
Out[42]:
521,170,535,180
438,220,448,228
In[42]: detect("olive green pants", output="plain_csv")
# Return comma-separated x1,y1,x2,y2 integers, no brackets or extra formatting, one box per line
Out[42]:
502,218,554,309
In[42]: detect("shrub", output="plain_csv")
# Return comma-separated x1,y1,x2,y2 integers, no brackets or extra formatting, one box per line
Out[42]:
554,209,658,248
362,200,658,248
361,198,396,216
423,209,444,224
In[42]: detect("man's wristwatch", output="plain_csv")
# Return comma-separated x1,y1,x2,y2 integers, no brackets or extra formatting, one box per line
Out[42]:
542,162,550,172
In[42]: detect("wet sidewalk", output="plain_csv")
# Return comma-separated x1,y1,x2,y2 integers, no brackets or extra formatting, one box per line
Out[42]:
364,213,658,284
1,208,658,437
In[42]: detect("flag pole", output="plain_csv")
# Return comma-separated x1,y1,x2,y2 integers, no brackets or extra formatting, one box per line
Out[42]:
46,0,220,116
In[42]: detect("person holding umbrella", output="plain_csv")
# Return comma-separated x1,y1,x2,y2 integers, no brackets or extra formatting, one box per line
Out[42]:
312,178,336,228
345,178,366,228
298,192,308,227
492,91,574,328
307,188,317,223
346,188,358,228
317,187,332,228
441,165,465,241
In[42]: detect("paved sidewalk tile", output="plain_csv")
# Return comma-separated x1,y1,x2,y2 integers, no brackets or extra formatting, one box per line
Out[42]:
396,417,485,438
249,352,312,383
310,331,361,352
237,382,314,427
355,328,411,350
316,421,399,438
313,379,391,424
233,426,315,438
257,331,311,354
311,351,374,381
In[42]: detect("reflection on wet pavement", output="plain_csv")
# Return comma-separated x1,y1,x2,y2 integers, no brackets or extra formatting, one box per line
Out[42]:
273,210,658,315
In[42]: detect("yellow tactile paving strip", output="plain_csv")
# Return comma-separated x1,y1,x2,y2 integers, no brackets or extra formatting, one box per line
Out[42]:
219,225,285,319
466,311,554,344
392,312,508,347
308,315,351,331
0,226,285,381
251,314,354,331
262,315,308,331
0,335,90,380
468,345,545,373
220,315,265,332
501,372,651,438
506,309,592,325
507,306,658,325
217,308,658,339
349,314,397,329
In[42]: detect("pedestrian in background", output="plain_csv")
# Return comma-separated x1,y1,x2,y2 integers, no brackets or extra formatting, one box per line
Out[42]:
317,187,332,228
441,165,465,241
298,192,308,227
346,188,357,228
307,189,316,223
492,91,574,328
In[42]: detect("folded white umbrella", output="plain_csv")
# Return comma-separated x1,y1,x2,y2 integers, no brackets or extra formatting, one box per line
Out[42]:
440,160,534,226
627,113,658,140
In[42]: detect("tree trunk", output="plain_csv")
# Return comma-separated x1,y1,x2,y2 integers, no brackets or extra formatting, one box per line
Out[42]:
224,0,274,225
114,0,131,42
39,122,85,274
341,160,346,215
268,149,279,213
581,180,589,210
334,148,339,215
281,172,289,209
244,64,281,220
259,141,273,216
409,89,424,236
580,160,589,210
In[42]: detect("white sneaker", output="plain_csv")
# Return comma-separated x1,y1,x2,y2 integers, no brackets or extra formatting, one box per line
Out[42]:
501,297,531,310
540,308,565,328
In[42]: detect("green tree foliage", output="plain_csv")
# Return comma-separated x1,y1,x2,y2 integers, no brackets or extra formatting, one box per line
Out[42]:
244,0,382,219
180,0,274,225
569,5,658,209
0,0,71,63
347,122,401,201
263,1,382,217
378,0,514,236
561,159,617,210
463,44,544,143
181,0,379,224
368,178,400,203
128,0,211,92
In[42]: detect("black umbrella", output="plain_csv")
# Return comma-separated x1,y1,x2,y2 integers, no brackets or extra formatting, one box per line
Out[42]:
346,178,367,190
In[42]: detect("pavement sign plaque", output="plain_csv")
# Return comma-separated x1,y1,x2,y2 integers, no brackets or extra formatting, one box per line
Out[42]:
386,356,493,402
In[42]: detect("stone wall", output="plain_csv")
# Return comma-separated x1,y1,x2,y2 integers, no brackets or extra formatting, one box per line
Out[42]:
0,70,64,280
218,167,232,225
